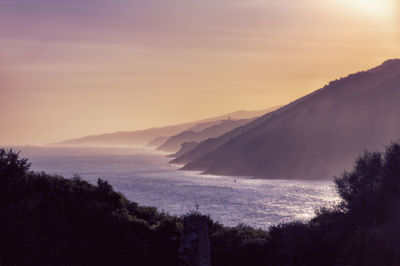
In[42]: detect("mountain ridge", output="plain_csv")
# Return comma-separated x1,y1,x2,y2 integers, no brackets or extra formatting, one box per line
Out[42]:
179,59,400,179
157,118,254,153
53,109,273,147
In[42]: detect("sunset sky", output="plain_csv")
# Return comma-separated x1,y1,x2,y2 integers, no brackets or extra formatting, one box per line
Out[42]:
1,0,399,145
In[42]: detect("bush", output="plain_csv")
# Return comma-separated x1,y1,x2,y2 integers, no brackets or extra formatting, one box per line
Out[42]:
0,149,182,266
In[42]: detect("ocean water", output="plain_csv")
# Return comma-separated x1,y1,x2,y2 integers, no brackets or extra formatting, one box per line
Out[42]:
15,146,339,229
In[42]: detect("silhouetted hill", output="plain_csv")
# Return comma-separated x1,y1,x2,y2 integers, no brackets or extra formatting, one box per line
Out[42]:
157,119,254,153
53,109,272,147
186,120,228,132
167,141,199,158
171,106,281,165
145,120,232,148
146,136,170,148
181,59,400,179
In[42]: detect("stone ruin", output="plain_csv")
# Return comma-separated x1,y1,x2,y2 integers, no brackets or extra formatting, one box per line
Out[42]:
178,214,211,266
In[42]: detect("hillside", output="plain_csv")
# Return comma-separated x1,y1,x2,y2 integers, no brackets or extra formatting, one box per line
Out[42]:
145,120,230,148
167,141,199,158
171,105,281,164
157,119,253,153
146,136,170,148
53,109,271,147
181,59,400,179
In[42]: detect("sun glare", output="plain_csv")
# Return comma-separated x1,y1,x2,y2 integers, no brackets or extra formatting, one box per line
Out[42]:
341,0,394,18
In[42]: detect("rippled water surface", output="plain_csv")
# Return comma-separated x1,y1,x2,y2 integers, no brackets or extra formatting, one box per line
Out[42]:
17,146,339,229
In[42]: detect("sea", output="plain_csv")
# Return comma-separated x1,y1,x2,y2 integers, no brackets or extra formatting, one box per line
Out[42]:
12,146,339,230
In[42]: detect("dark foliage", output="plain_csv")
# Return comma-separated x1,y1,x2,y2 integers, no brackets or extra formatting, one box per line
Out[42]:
0,149,182,266
2,143,400,265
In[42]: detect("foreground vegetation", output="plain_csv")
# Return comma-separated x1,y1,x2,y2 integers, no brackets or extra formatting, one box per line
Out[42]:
1,143,400,265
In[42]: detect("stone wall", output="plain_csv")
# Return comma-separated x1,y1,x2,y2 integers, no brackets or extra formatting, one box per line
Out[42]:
178,215,211,266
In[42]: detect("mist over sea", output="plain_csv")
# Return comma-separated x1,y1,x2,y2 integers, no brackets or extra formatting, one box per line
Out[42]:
15,146,339,229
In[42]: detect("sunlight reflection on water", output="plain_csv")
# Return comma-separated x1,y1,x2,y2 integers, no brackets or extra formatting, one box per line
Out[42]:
19,146,340,229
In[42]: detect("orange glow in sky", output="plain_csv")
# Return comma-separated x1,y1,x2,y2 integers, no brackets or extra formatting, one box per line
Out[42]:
0,0,399,145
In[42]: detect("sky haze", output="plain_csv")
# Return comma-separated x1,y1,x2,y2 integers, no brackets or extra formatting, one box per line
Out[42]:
1,0,399,144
